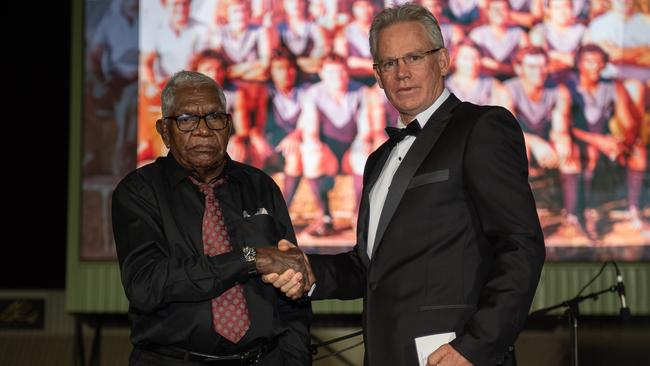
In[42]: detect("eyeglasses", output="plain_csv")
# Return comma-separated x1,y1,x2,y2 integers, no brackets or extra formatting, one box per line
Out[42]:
373,48,443,74
163,111,231,132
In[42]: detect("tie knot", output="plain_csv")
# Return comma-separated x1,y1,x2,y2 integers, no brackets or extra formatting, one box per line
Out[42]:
385,120,421,145
189,176,227,197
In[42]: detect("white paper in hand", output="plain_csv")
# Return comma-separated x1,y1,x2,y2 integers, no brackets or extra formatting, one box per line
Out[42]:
414,332,456,366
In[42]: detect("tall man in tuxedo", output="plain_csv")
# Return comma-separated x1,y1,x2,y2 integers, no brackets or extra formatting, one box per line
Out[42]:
262,3,545,366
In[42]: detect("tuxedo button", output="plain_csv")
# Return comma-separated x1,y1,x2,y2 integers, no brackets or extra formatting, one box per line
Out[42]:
369,281,377,291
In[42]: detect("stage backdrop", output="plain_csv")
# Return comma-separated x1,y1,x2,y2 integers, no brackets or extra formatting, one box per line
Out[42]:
67,0,650,315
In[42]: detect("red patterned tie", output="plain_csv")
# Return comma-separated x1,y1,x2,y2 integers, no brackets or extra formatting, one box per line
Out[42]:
189,176,250,343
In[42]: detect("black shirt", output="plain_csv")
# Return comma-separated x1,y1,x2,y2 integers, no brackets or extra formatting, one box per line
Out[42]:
112,154,311,364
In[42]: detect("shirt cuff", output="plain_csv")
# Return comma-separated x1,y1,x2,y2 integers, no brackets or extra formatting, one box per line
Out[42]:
307,283,317,297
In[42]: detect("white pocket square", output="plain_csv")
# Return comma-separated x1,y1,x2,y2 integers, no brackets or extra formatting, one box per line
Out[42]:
243,208,269,218
255,207,269,215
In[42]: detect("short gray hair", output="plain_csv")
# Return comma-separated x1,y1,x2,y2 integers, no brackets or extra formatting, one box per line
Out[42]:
160,71,227,117
369,3,444,63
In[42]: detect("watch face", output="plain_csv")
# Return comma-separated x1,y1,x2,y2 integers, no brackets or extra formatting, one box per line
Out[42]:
243,247,258,276
243,247,256,261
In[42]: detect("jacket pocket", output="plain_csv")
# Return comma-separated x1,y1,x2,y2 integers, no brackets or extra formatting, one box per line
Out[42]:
418,304,476,312
407,169,449,190
237,214,284,247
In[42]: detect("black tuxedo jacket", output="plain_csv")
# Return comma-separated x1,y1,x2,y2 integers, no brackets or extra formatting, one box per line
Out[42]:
309,94,545,366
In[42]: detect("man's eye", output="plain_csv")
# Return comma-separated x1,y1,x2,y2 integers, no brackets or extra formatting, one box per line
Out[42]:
409,54,423,62
177,115,196,123
205,112,221,122
383,60,396,68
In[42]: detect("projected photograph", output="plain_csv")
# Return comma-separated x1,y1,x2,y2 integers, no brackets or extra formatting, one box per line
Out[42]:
81,0,139,259
82,0,650,261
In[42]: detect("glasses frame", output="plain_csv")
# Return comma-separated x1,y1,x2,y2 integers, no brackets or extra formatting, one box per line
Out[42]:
163,111,232,132
373,47,443,74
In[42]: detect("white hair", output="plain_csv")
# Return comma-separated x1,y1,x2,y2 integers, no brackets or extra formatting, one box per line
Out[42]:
160,71,227,117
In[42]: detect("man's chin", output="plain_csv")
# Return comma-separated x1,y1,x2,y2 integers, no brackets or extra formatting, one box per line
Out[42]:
185,155,226,170
186,148,222,160
197,158,225,168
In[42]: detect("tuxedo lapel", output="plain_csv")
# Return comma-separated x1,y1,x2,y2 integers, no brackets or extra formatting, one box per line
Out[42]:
370,95,462,258
365,145,393,198
356,145,392,267
355,191,372,267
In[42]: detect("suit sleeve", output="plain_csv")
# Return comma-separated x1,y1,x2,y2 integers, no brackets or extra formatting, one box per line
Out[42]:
307,247,366,300
112,173,250,313
267,180,313,365
450,107,546,365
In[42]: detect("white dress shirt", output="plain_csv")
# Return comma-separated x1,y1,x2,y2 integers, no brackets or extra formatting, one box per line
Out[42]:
366,89,450,258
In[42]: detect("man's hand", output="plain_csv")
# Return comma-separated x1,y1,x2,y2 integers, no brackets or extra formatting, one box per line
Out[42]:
530,138,559,169
427,344,473,366
255,241,307,280
276,130,302,156
260,240,315,299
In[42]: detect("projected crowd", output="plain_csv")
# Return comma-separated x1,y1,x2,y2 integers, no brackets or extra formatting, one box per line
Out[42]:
90,0,650,250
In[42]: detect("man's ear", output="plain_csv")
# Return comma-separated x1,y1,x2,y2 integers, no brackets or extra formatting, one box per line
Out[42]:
156,119,170,148
438,48,451,77
228,119,235,137
373,67,384,89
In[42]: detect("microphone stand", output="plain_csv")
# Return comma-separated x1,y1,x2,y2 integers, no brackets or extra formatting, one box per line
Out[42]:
529,283,622,366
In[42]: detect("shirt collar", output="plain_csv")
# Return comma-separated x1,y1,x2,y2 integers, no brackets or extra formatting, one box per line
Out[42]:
163,153,242,187
397,88,451,129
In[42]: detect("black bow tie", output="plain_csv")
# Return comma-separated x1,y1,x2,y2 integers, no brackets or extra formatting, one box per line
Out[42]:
385,120,421,145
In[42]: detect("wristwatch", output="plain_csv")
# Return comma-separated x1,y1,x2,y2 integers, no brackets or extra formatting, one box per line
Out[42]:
242,246,257,276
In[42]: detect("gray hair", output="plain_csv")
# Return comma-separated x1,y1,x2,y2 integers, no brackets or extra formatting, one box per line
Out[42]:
160,71,227,117
369,3,444,63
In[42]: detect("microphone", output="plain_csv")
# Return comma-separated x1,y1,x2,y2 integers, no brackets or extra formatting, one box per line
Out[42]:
615,268,631,321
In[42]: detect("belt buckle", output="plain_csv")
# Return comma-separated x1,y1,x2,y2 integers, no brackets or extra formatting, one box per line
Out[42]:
242,344,265,366
199,341,269,365
253,348,264,365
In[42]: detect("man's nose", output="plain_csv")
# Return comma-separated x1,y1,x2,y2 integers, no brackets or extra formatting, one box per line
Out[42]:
193,117,212,135
395,59,411,79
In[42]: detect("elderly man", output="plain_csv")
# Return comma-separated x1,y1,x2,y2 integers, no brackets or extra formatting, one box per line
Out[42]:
262,4,545,366
112,71,311,365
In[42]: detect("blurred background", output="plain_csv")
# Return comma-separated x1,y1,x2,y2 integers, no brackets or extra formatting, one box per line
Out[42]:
1,0,649,365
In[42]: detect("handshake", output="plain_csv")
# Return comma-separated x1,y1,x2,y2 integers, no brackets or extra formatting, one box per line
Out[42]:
255,240,315,299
